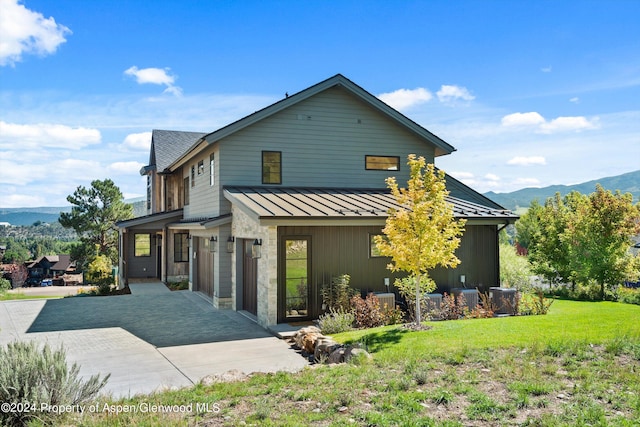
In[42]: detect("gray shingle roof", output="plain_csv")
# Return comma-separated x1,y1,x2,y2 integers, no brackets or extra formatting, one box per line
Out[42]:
146,130,206,174
224,186,518,221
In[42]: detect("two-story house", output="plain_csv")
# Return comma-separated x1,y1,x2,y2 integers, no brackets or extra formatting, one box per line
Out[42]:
117,74,517,327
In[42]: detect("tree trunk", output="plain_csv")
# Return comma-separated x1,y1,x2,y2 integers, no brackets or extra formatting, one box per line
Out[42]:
415,274,422,326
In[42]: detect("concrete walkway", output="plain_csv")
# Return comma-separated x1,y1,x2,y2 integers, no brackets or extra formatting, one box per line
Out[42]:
0,283,308,398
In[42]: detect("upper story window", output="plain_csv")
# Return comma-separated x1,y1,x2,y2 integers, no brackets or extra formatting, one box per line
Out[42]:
197,160,204,175
135,234,151,257
146,175,151,211
262,151,282,184
365,155,400,171
210,153,215,186
183,177,190,205
191,166,196,187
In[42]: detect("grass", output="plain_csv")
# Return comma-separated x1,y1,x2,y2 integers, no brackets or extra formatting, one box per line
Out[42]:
0,292,60,301
44,300,640,425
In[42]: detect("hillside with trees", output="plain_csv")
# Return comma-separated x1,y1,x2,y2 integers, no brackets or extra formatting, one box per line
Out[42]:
485,169,640,212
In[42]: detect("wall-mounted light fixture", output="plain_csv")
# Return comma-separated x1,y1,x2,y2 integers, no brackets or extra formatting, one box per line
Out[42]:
226,236,235,253
209,236,217,253
187,234,192,246
251,238,262,259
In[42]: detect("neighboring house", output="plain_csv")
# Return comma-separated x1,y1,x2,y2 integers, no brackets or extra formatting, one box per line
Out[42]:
117,74,518,327
0,245,6,259
27,254,76,279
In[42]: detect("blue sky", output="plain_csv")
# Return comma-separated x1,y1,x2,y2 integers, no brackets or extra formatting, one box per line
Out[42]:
1,0,639,208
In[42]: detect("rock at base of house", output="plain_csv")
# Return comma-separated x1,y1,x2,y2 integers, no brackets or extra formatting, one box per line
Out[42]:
313,337,341,362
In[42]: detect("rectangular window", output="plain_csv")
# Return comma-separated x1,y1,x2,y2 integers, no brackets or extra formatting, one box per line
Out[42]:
135,234,151,257
183,177,189,205
191,165,195,187
197,160,204,175
365,155,400,171
174,233,189,262
369,234,385,258
262,151,282,184
210,153,215,186
146,175,151,211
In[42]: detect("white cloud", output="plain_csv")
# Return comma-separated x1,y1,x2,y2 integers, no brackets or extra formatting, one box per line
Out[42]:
124,66,182,96
449,171,474,180
0,0,71,66
0,193,47,208
541,66,552,73
0,121,101,149
507,156,547,166
569,97,580,104
514,177,541,187
377,87,432,110
501,112,545,127
108,161,145,174
501,112,598,134
484,173,500,181
538,116,598,134
122,131,152,151
436,85,475,103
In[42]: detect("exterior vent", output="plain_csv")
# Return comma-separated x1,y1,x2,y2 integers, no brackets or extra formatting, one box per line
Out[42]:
451,288,479,310
374,292,395,310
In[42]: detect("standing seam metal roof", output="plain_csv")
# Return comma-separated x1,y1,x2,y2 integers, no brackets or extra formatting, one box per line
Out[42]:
224,186,518,220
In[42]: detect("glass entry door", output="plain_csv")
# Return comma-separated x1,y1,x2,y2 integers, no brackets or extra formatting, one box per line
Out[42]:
284,238,309,319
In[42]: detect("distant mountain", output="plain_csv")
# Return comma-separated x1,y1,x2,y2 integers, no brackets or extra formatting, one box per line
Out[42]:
485,170,640,212
0,198,147,226
0,207,71,226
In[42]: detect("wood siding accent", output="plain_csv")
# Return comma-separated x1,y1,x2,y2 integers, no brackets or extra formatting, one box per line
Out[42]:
195,237,214,297
220,86,436,192
242,239,258,315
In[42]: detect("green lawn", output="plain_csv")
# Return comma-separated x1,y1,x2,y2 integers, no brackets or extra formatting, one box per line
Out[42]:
55,300,640,425
0,292,60,301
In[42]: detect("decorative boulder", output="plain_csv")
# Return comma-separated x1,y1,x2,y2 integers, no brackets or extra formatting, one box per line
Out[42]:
293,326,324,354
327,347,346,364
314,337,341,362
344,347,372,362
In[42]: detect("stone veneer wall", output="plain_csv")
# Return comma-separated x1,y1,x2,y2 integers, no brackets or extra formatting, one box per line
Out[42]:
231,205,278,326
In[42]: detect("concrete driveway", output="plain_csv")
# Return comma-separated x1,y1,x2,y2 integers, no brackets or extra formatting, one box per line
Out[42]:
0,283,308,398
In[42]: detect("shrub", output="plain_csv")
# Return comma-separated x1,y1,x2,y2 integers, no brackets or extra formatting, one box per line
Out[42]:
467,292,496,319
394,276,433,322
318,308,355,334
351,293,385,328
0,341,109,426
382,303,405,325
439,292,468,320
0,277,11,293
519,290,554,315
166,279,189,291
320,274,358,312
499,243,533,291
618,287,640,305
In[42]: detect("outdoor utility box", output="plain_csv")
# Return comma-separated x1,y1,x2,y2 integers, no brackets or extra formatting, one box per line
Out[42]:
374,292,396,309
490,287,517,315
451,288,479,311
426,293,443,311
